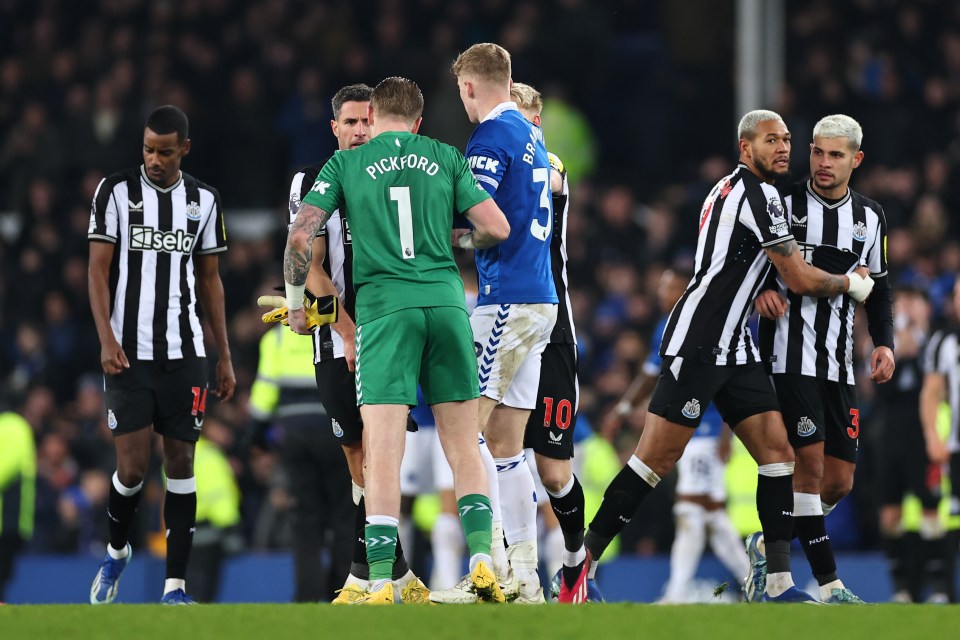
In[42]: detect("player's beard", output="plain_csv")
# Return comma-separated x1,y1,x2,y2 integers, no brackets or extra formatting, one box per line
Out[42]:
756,156,790,183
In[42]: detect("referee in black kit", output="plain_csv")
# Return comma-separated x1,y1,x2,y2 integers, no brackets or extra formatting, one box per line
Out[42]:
87,105,235,605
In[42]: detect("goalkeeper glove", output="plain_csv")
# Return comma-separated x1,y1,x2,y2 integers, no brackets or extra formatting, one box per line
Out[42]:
258,288,339,331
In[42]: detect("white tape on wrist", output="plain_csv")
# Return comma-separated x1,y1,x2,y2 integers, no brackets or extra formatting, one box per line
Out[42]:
846,272,874,303
285,283,305,310
457,231,476,249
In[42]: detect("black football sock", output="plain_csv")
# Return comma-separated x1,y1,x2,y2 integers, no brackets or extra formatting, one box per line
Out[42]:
547,475,586,586
108,473,143,552
585,458,659,560
392,537,409,581
164,479,197,581
796,515,838,585
756,466,794,574
881,531,910,595
351,497,369,579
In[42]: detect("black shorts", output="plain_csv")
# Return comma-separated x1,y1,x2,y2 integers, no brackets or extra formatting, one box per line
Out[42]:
314,357,418,444
524,342,578,460
878,426,941,509
104,357,208,442
648,356,779,429
772,373,859,463
315,357,363,445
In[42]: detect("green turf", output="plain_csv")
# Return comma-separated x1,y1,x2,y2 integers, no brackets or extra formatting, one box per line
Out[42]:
1,603,956,640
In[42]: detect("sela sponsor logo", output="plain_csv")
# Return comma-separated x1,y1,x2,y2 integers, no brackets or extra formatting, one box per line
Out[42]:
129,225,195,253
107,410,118,430
852,221,868,242
766,197,786,223
185,201,202,220
797,416,817,437
681,398,701,420
332,418,344,438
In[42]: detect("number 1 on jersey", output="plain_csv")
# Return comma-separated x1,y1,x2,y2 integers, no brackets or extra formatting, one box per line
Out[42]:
390,186,416,260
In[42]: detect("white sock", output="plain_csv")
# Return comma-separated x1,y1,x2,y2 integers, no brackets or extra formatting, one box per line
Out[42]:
706,509,750,580
163,578,185,595
819,578,845,601
392,569,416,588
469,553,493,573
662,502,706,602
478,437,509,578
765,571,795,597
430,513,465,590
344,574,369,589
543,525,564,578
821,500,836,516
496,452,539,546
107,544,129,559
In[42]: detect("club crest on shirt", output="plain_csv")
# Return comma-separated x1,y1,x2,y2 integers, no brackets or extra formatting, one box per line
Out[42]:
797,416,816,437
332,418,344,438
852,221,868,242
682,399,701,419
184,201,201,221
108,410,118,430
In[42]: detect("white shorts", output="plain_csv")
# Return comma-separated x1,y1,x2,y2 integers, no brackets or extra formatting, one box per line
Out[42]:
675,437,727,502
471,303,557,410
400,427,454,495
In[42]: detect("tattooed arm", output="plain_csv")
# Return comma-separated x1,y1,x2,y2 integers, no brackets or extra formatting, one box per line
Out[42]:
764,238,869,299
284,202,332,332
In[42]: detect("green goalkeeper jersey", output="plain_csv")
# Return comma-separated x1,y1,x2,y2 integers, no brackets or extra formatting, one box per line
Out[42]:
302,130,490,324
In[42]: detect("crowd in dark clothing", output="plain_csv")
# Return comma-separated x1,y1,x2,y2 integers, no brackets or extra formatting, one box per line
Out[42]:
1,0,959,558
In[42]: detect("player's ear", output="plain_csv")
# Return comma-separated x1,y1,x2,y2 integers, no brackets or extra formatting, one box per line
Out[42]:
532,114,541,127
852,150,864,168
411,117,422,134
330,119,339,137
367,104,375,127
181,138,191,157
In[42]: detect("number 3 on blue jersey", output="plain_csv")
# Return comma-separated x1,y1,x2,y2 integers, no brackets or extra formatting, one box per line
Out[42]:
530,167,551,241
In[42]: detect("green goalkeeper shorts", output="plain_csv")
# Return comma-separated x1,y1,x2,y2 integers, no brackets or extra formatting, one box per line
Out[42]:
355,306,480,406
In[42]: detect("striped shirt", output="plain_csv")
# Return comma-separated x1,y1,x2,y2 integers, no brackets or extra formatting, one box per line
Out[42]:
547,152,577,345
289,162,354,363
661,164,793,365
758,182,888,384
88,165,227,360
924,328,960,453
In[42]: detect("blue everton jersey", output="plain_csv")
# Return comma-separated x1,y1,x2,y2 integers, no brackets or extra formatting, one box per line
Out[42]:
646,316,724,439
467,103,558,306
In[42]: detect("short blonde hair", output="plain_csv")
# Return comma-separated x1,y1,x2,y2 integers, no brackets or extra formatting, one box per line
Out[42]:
510,82,542,114
452,43,511,85
813,114,862,150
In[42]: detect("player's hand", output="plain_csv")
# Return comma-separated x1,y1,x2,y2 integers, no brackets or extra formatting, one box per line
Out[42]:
258,292,338,332
755,290,788,320
869,346,895,383
215,357,236,401
287,306,310,334
926,437,949,466
343,335,356,372
100,338,130,375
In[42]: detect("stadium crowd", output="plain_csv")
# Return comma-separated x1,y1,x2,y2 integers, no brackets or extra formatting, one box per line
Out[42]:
1,0,959,590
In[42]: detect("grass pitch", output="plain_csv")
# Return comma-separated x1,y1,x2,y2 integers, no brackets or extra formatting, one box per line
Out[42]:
1,603,955,640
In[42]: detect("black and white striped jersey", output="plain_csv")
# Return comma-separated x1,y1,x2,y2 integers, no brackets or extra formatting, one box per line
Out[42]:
661,164,794,365
547,152,576,345
758,181,888,384
923,328,960,454
290,161,354,363
88,165,227,360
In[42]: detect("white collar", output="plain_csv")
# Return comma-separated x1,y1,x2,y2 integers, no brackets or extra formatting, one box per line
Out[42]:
141,165,183,193
481,101,519,123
